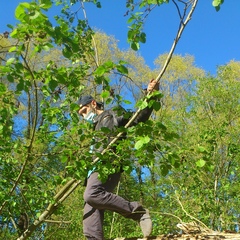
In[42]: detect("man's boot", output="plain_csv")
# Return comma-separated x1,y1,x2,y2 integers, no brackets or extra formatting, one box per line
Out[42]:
139,209,152,237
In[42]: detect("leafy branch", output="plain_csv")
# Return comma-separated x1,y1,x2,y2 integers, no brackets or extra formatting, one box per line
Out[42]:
0,42,40,216
17,179,81,240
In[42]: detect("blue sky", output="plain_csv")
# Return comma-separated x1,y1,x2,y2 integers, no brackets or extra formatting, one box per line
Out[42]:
1,0,240,75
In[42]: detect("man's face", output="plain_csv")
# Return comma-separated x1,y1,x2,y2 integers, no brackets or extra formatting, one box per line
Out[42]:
78,100,96,118
78,102,93,118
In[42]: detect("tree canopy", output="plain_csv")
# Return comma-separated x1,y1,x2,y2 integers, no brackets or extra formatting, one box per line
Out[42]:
1,1,239,240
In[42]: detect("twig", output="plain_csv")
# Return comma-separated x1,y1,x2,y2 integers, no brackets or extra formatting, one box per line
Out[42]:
110,180,121,238
155,0,198,83
151,211,182,222
175,189,210,230
44,220,71,224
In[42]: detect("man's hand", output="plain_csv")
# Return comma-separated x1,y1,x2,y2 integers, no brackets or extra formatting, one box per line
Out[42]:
147,79,159,93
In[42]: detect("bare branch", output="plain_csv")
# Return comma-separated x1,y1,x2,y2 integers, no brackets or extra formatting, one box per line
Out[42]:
44,220,71,224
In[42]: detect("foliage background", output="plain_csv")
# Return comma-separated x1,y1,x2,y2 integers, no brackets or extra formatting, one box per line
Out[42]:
1,0,239,240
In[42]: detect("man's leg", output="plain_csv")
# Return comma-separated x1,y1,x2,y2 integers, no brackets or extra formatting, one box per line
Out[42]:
83,172,149,239
84,172,146,217
83,202,104,239
83,172,120,239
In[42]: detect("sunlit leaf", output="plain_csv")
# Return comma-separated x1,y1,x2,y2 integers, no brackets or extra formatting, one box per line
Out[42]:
101,90,110,99
95,66,106,76
40,0,52,9
196,159,206,167
6,58,15,65
135,136,150,150
131,42,140,51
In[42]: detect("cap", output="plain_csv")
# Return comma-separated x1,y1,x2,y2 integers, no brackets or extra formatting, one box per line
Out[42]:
77,95,102,108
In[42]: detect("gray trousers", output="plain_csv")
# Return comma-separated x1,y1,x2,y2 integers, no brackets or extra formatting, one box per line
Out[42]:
83,171,145,239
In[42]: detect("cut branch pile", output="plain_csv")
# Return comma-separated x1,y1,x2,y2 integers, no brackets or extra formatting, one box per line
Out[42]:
114,232,240,240
114,221,240,239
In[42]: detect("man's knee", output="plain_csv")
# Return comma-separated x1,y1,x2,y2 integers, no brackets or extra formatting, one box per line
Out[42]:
84,188,103,207
84,190,94,204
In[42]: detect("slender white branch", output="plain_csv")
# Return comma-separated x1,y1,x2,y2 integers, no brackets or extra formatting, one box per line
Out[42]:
44,220,72,224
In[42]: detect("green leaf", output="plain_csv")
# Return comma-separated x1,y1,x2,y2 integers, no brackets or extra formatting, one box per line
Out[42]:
212,0,224,11
62,46,72,58
96,2,101,8
100,127,111,133
136,99,148,110
29,10,40,20
127,16,135,24
0,66,10,73
139,32,146,43
15,5,25,20
152,101,161,111
196,159,206,168
9,46,17,53
127,29,135,41
95,66,106,76
16,79,25,91
160,164,169,176
104,60,114,69
34,45,41,53
40,0,52,9
15,63,24,73
135,136,150,150
0,83,7,93
7,75,14,83
42,45,50,51
131,42,140,51
61,155,68,163
123,99,132,105
197,145,207,153
164,131,179,141
101,90,110,99
116,64,128,74
7,24,14,30
42,43,53,51
49,80,58,91
10,29,18,38
6,58,15,65
15,3,30,20
212,0,223,7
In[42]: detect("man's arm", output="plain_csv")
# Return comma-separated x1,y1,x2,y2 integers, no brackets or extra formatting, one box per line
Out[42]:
117,79,160,126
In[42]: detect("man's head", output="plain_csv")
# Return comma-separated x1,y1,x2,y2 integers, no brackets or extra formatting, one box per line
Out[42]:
77,95,95,108
77,95,103,118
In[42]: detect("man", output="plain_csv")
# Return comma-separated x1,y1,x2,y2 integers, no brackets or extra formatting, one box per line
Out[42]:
78,79,159,240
